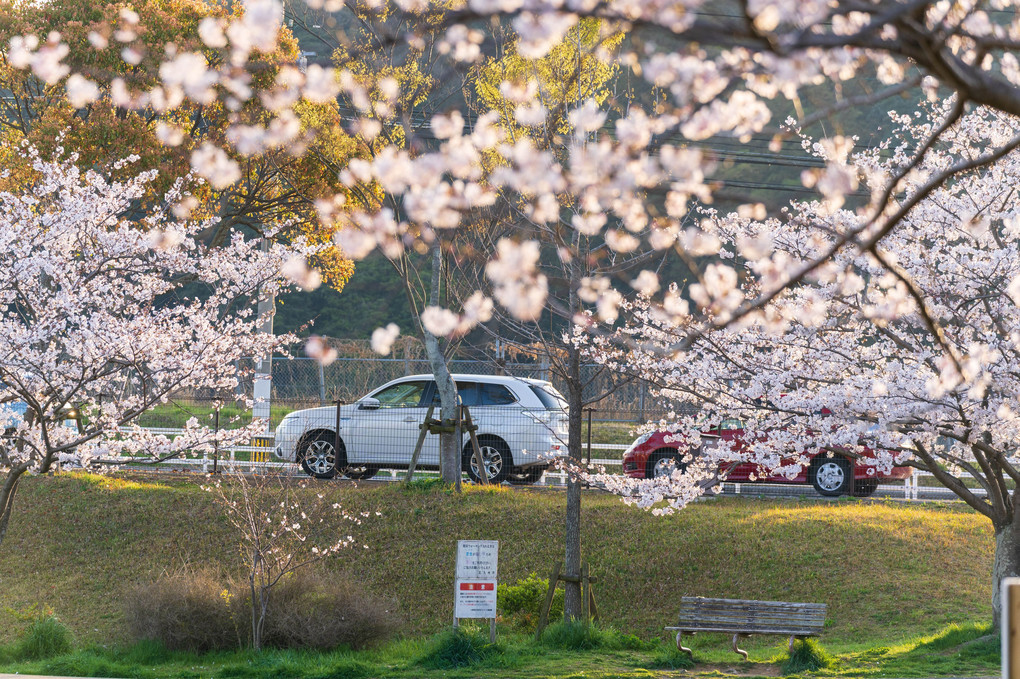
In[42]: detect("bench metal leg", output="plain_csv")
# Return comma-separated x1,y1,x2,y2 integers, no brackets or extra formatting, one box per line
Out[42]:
731,634,749,661
675,630,694,659
789,635,798,653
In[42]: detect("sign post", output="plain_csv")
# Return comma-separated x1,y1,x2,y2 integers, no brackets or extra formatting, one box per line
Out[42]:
454,540,499,643
1004,577,1020,679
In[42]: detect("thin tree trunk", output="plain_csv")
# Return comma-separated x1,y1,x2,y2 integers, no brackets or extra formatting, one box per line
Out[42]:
993,495,1020,629
422,243,460,487
250,555,261,651
0,463,30,548
424,330,460,486
563,256,584,621
563,346,584,621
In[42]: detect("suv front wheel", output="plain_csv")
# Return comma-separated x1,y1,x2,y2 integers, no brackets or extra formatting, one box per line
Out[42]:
299,430,345,479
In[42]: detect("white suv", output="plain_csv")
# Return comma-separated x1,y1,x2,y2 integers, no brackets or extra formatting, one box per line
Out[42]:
273,374,568,484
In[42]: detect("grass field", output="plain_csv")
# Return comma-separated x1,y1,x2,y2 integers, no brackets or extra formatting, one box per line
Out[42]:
0,473,1000,677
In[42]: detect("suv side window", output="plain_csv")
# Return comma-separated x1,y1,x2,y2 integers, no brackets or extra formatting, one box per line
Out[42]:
372,381,428,407
427,381,479,406
478,383,516,405
427,381,518,407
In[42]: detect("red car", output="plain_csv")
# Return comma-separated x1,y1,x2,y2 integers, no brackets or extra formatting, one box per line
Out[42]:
620,419,912,497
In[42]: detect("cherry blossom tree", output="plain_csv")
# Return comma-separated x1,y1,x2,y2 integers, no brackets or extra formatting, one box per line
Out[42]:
0,148,313,548
576,100,1020,625
0,0,357,289
455,17,665,619
9,1,1020,352
205,471,371,651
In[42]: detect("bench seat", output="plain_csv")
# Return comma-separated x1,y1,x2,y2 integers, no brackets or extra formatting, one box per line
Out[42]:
665,596,826,660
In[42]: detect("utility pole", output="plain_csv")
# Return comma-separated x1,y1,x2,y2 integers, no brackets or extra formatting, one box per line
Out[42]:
253,238,273,434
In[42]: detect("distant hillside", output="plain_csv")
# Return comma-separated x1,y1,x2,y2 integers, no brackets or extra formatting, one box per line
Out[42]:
276,252,419,339
276,19,919,339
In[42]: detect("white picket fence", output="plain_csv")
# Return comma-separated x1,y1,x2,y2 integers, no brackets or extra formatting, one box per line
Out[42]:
120,429,939,500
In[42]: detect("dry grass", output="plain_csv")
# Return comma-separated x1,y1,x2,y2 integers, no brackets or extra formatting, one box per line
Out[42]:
123,568,236,652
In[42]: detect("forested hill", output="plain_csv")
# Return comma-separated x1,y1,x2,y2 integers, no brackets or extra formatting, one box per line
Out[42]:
275,253,420,340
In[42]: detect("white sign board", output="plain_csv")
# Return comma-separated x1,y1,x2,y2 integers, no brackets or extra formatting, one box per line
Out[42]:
456,540,499,579
454,540,498,620
455,580,497,618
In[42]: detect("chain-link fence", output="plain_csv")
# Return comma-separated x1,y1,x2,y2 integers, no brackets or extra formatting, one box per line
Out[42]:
219,356,667,422
127,395,927,500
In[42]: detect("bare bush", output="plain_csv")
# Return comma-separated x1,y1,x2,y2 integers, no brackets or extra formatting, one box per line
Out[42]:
123,569,235,652
230,570,399,650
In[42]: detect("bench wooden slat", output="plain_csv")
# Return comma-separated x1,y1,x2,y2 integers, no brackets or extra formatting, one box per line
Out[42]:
678,604,825,615
677,612,824,622
666,626,822,636
676,618,823,628
680,597,826,609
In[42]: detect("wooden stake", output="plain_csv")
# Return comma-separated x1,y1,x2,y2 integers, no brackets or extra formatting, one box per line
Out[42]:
405,403,435,485
581,562,590,621
464,406,487,485
536,561,562,641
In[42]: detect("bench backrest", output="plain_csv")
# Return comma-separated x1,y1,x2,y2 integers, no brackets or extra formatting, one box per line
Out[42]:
676,597,826,636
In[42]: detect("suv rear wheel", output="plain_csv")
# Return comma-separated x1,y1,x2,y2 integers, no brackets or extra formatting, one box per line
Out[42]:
463,436,512,484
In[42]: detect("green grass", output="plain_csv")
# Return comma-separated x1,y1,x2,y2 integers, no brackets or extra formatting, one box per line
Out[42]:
0,625,1000,678
0,473,1002,676
134,401,302,430
10,616,73,661
416,626,505,669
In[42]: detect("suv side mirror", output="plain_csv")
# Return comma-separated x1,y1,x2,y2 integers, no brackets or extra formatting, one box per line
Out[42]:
358,397,381,410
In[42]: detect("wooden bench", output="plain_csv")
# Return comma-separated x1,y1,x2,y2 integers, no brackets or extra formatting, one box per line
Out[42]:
665,596,826,660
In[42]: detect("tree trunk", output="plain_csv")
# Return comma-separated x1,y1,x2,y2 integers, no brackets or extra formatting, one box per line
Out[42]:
994,510,1020,629
250,565,260,651
424,330,460,487
0,463,30,549
563,344,584,621
423,243,460,488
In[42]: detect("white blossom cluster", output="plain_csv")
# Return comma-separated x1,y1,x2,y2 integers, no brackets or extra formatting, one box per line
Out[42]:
0,149,316,478
575,103,1020,516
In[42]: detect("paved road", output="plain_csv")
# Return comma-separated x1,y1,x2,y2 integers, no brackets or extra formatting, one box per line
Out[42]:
121,461,965,503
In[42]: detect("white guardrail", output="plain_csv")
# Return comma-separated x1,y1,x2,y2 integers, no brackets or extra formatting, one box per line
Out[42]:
123,428,938,500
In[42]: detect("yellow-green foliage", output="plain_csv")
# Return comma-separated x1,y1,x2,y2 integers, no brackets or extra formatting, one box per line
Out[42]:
472,18,623,143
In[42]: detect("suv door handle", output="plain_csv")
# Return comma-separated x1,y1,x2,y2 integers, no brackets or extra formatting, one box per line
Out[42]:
403,416,417,423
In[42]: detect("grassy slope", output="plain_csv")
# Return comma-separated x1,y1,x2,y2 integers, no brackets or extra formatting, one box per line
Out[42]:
0,475,993,655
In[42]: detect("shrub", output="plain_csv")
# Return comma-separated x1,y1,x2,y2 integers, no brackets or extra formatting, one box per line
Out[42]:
123,568,235,652
417,627,502,669
403,478,451,493
498,573,563,630
782,638,832,673
14,615,73,660
538,620,650,651
232,570,399,651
